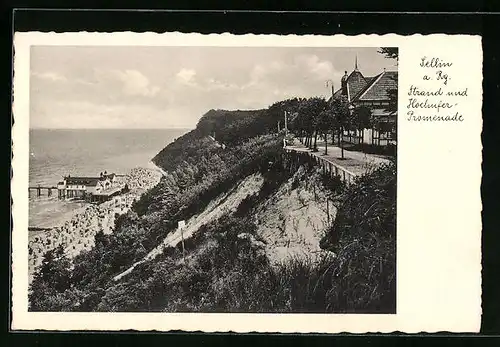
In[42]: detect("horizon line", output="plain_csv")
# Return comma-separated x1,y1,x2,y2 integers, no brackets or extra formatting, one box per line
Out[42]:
29,127,195,130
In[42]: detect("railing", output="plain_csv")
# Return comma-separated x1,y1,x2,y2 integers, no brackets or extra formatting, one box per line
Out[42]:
312,154,357,185
284,148,357,185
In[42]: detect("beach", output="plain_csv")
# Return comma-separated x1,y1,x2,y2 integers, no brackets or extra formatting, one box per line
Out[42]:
28,165,164,284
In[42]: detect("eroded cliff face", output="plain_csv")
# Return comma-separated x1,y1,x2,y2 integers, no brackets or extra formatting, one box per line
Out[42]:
157,165,334,269
112,173,267,281
253,166,335,265
113,160,337,284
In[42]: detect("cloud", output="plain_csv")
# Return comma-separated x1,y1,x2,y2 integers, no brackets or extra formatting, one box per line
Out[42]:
31,71,67,82
175,68,197,86
248,61,285,85
204,78,240,91
30,100,194,129
30,57,337,129
30,46,394,129
227,55,338,108
31,68,162,107
294,54,335,79
246,55,335,87
104,69,160,97
116,69,160,97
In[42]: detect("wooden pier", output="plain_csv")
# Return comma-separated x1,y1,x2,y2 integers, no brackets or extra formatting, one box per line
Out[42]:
28,185,58,198
28,186,80,199
29,172,127,200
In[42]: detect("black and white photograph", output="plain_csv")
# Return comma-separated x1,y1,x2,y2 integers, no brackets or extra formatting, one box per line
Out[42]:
25,44,398,314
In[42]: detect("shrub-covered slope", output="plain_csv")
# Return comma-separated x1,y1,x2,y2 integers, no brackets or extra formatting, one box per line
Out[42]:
29,104,396,313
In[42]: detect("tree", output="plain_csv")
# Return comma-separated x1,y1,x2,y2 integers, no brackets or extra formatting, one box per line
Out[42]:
266,97,304,138
297,97,328,152
330,95,350,159
317,107,336,155
297,100,312,149
352,106,373,150
29,245,73,310
37,245,72,292
379,47,398,144
385,75,398,116
378,47,399,61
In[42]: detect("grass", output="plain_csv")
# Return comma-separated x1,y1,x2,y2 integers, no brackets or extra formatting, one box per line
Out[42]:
93,161,396,313
320,161,396,312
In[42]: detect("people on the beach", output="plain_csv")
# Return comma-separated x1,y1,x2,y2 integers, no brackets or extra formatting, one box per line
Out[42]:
28,167,163,282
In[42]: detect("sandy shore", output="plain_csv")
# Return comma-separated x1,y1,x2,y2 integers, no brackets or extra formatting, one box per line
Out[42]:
28,165,164,284
29,198,88,229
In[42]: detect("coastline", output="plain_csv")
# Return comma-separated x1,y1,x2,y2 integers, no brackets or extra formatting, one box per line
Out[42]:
29,198,88,230
28,165,164,285
146,159,167,177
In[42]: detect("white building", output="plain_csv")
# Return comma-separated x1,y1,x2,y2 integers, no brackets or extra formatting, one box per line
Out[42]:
57,172,118,200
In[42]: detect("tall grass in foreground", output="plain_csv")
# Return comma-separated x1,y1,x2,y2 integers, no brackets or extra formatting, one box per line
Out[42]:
95,154,396,313
320,159,397,312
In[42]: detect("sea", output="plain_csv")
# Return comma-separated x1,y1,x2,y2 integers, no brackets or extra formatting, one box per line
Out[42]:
28,128,189,229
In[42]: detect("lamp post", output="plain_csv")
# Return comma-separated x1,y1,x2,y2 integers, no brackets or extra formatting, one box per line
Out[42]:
325,80,335,149
284,111,288,136
325,79,335,99
283,111,289,148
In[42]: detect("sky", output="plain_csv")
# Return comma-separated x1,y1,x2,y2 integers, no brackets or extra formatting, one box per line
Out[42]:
30,46,397,129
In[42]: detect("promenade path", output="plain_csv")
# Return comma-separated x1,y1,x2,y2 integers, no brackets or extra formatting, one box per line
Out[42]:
285,139,390,177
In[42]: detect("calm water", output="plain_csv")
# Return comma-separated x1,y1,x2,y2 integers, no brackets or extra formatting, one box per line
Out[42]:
28,128,188,227
29,128,188,186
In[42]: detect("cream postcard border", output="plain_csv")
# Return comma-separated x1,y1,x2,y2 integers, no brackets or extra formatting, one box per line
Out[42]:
11,32,483,333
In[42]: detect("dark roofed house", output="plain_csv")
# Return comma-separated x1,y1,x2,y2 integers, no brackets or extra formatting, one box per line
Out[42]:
104,172,117,181
65,176,100,187
356,71,398,101
330,59,398,146
344,70,368,102
57,171,119,202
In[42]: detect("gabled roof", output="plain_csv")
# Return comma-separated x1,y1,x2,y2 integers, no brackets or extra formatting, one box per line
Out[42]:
328,88,343,103
364,76,377,85
348,72,381,100
346,70,368,102
330,70,398,104
356,71,398,101
65,177,100,186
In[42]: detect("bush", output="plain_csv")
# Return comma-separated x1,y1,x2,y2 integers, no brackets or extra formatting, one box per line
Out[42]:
29,246,73,311
319,161,396,312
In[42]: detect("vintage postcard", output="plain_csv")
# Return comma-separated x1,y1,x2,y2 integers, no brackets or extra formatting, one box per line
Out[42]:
11,32,482,333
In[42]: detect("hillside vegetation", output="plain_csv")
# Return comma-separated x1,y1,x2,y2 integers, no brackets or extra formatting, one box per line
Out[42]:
29,100,396,313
